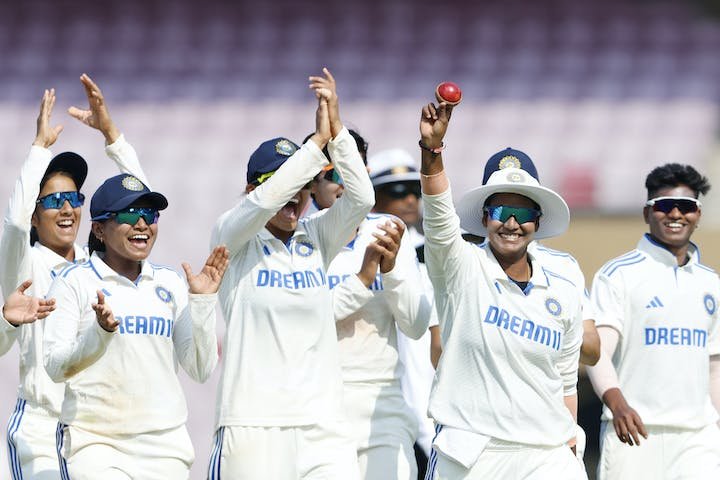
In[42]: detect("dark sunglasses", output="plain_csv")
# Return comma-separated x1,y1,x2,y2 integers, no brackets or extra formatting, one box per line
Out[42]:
36,191,85,210
646,196,701,214
94,207,160,226
484,205,542,224
321,168,343,185
379,182,421,199
254,171,312,190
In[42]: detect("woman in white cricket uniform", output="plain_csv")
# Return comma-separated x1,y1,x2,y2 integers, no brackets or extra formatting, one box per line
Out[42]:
206,69,374,479
302,138,434,479
586,164,720,480
0,76,150,480
43,173,228,480
418,101,585,480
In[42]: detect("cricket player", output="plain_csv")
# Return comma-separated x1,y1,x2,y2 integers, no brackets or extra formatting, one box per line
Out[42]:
418,100,585,479
0,75,149,480
43,174,227,479
586,163,720,479
207,69,374,479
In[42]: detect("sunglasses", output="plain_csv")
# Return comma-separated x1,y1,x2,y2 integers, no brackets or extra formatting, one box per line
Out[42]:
646,196,701,214
321,167,343,185
484,205,542,224
253,170,312,190
379,182,421,199
36,191,85,210
94,207,160,226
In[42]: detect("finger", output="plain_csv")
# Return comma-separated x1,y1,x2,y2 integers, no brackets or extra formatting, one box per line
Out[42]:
96,290,105,305
53,125,64,137
438,102,453,121
637,418,648,439
181,262,193,280
48,89,57,113
323,67,335,84
626,421,641,446
428,103,438,120
67,106,89,121
422,105,432,119
16,280,33,295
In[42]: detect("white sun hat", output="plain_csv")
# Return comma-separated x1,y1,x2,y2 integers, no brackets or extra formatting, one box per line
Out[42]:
456,153,570,239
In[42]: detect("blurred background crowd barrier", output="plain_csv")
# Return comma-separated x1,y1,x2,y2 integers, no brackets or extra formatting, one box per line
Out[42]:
0,0,719,478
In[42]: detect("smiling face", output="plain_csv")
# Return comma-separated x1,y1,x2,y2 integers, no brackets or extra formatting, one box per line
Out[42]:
31,173,81,261
644,184,700,259
91,200,159,275
482,193,538,263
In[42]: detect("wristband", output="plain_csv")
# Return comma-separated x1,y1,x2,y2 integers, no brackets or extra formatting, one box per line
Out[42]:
419,140,444,155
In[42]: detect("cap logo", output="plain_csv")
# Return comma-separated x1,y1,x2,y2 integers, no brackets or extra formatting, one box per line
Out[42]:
391,166,410,175
121,176,144,191
275,139,297,156
499,155,521,170
506,172,524,183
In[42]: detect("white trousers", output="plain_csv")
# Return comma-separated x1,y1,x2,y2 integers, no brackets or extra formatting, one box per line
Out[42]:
56,423,194,480
598,421,720,480
6,399,60,480
427,438,587,480
207,422,360,480
343,382,418,480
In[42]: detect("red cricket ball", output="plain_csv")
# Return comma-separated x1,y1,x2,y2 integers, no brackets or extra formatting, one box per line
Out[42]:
435,81,462,106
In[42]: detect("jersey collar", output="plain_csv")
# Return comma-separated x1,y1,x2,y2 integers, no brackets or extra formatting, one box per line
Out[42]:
480,243,549,289
637,233,700,268
88,251,154,283
34,242,89,274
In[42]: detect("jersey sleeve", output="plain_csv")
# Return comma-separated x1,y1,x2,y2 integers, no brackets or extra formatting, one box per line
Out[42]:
211,141,329,255
104,134,151,187
0,146,53,299
590,269,626,334
171,275,219,383
421,187,472,303
380,226,433,340
43,275,115,382
0,314,19,356
305,127,375,266
331,274,374,322
557,301,583,396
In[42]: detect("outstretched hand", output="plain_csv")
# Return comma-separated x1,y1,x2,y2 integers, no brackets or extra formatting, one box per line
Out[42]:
309,83,332,151
68,73,121,144
2,280,56,326
309,68,342,138
183,246,230,295
420,102,453,149
93,290,119,332
33,89,64,148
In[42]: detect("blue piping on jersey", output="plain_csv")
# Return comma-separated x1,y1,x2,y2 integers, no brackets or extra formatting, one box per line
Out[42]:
262,245,271,256
87,258,103,280
542,268,576,287
60,263,82,279
601,251,643,276
696,263,716,274
534,245,578,263
494,281,502,294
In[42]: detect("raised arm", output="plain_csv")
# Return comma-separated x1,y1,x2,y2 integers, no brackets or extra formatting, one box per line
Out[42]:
68,73,150,185
173,246,229,382
0,89,60,298
307,69,374,262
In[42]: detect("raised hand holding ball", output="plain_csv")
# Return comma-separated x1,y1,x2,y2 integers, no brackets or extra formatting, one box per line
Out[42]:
435,81,462,106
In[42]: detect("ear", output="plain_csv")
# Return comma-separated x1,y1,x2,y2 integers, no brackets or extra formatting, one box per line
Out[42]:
643,206,651,225
534,218,540,232
91,222,104,241
481,211,488,228
245,184,256,194
31,210,39,229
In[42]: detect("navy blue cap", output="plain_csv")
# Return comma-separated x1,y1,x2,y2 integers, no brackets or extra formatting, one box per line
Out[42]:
246,137,300,184
45,152,88,190
90,174,168,220
482,148,538,185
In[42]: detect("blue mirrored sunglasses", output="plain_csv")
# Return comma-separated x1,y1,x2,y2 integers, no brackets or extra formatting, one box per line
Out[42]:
484,205,542,224
93,207,159,226
36,191,85,209
322,167,343,185
645,196,701,214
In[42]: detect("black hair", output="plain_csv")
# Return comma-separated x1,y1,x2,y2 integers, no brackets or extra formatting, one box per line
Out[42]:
301,129,369,166
645,163,711,199
30,170,81,246
88,229,106,254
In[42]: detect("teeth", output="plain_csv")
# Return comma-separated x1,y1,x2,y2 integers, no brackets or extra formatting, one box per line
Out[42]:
130,235,148,240
501,233,520,240
58,220,73,226
666,222,683,228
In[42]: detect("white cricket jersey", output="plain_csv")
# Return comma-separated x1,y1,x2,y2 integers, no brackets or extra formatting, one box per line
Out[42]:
529,242,596,322
423,188,583,447
329,213,433,384
43,252,218,435
211,127,374,427
0,136,148,415
591,234,720,429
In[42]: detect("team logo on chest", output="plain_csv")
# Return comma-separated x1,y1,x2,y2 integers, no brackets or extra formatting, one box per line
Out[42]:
294,241,314,257
545,297,562,317
703,293,716,315
156,286,173,304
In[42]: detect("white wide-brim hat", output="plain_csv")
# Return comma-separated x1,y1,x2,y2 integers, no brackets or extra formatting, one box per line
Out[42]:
456,167,570,240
